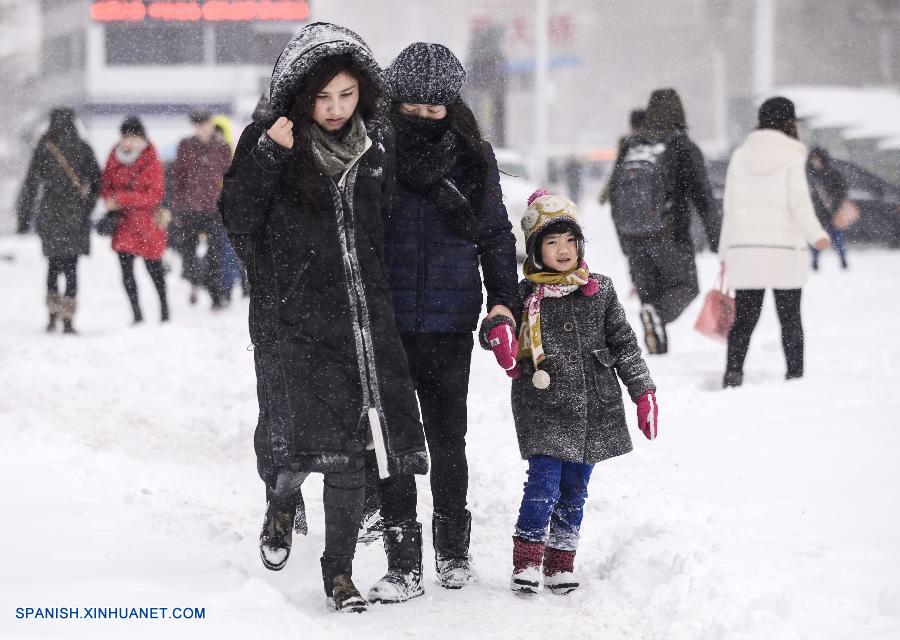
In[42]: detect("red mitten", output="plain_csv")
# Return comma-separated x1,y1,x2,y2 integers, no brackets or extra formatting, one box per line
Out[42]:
488,322,522,379
636,391,658,440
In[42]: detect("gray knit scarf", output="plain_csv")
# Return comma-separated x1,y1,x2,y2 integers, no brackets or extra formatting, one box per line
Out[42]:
309,112,367,178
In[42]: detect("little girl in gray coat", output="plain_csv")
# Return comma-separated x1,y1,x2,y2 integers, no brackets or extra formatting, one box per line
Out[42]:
480,189,658,595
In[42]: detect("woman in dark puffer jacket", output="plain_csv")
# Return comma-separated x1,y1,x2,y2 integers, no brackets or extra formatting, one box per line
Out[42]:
365,43,519,604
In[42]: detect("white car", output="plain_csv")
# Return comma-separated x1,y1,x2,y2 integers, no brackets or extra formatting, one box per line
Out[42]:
494,148,539,260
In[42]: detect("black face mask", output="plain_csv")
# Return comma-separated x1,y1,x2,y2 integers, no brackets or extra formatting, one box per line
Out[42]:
394,110,452,143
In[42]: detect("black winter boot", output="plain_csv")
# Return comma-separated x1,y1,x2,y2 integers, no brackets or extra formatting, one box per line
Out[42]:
433,510,474,589
131,302,144,325
368,521,424,604
259,495,307,571
722,371,744,388
322,556,367,613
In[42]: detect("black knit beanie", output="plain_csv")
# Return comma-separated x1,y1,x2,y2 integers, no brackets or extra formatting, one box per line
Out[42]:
120,116,146,138
384,42,466,105
757,96,796,133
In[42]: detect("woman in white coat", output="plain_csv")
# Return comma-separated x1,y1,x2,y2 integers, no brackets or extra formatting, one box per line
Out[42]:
718,97,830,388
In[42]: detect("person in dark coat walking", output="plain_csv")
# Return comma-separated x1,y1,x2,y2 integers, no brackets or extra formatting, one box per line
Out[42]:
564,156,583,204
364,42,519,603
218,23,427,613
598,108,645,206
608,89,720,354
479,189,657,594
171,109,233,308
101,117,169,324
16,108,101,334
807,146,850,270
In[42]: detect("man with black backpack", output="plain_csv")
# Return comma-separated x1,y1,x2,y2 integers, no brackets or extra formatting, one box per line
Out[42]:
608,88,720,354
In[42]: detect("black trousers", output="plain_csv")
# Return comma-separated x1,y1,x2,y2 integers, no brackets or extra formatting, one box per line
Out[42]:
118,253,168,321
265,457,366,594
377,332,474,524
727,289,803,375
621,238,699,324
176,211,226,301
322,461,367,555
47,256,78,297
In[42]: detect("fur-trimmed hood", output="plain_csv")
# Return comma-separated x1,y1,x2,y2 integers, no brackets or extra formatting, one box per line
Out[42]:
268,22,382,118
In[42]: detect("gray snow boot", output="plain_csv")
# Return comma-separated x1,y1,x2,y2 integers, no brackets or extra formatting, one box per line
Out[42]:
640,304,667,354
433,510,474,589
45,292,61,332
59,296,77,335
368,521,424,604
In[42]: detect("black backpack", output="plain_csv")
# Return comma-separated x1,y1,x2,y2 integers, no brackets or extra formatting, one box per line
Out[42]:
609,137,672,238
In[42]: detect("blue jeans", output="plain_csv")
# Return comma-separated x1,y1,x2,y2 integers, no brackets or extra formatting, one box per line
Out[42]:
811,228,847,268
515,455,594,551
221,236,242,291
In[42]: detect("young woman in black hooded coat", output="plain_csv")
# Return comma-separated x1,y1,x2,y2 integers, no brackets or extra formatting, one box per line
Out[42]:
219,22,427,613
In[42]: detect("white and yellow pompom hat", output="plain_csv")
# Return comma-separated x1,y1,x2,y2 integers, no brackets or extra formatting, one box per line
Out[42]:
521,189,584,268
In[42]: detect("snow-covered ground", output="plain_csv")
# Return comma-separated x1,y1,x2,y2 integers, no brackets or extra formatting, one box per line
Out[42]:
1,201,898,640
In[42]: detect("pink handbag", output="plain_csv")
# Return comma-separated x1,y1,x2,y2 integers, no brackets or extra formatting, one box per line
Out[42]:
694,269,735,342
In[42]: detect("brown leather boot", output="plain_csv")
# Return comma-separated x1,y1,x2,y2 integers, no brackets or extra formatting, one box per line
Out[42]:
321,556,367,613
329,574,367,613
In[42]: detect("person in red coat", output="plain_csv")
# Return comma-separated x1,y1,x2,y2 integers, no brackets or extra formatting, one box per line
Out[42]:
101,116,169,323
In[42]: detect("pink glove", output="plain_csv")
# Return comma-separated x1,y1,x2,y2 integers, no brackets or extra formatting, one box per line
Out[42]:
487,322,522,379
636,391,658,440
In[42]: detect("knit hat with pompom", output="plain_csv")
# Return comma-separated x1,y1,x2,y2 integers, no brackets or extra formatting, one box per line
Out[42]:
521,189,583,259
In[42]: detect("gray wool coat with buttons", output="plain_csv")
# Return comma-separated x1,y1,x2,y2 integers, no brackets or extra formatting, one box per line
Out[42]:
482,274,655,465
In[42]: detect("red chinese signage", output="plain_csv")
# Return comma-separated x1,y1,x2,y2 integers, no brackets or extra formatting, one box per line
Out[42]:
90,1,310,22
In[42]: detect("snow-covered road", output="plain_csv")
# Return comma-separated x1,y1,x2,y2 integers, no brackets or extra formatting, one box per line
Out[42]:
1,203,898,639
